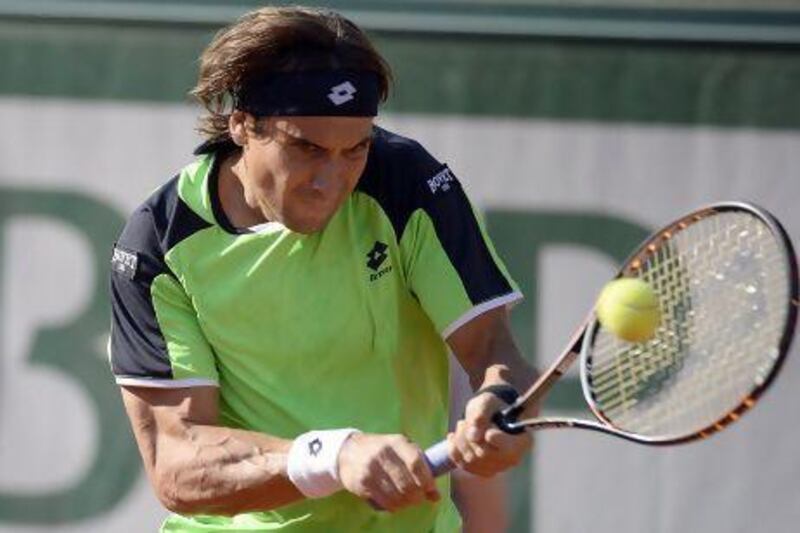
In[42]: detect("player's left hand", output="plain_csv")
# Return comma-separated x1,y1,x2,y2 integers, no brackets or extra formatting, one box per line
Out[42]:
447,391,532,477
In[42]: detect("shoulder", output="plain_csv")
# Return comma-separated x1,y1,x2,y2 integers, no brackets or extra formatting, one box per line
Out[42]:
117,170,212,260
357,127,456,237
360,127,444,188
117,177,179,258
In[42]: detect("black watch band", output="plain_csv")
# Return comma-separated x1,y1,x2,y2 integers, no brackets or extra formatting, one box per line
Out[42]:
475,384,520,405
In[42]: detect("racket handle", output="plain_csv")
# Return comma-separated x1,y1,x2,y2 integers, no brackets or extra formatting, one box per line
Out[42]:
424,440,455,477
424,403,526,477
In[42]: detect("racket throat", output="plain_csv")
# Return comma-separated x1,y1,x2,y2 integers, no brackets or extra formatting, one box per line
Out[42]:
493,404,526,434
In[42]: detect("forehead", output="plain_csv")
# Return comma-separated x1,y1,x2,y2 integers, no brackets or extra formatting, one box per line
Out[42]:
271,116,374,148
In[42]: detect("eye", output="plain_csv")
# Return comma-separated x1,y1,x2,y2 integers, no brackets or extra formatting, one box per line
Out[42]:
292,142,324,156
345,141,370,159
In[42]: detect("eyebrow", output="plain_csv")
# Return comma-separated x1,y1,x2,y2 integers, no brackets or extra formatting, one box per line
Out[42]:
279,129,373,151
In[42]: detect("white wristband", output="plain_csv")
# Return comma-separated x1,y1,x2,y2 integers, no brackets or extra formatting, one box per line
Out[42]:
287,428,360,499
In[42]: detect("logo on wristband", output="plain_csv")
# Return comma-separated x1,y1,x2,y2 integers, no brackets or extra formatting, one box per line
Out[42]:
308,438,323,456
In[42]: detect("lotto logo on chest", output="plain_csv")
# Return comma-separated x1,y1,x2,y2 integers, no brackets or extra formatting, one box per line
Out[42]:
366,241,393,282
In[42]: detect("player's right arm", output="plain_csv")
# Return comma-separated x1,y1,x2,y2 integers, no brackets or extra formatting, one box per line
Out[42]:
120,384,301,515
120,383,438,515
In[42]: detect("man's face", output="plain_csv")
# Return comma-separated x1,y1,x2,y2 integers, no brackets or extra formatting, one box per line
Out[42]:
234,114,374,234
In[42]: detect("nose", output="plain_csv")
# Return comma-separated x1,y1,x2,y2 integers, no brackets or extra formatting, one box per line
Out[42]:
311,173,331,192
311,160,342,193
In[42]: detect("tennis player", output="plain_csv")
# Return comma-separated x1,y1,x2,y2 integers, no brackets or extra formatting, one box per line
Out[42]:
109,6,536,531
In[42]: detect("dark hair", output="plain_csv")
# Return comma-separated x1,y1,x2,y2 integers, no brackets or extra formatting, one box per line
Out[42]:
191,6,392,143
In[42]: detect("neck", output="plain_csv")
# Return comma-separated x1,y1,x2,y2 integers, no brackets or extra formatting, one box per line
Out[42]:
218,152,270,229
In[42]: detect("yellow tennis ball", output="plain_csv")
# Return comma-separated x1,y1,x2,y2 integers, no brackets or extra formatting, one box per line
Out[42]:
596,278,661,342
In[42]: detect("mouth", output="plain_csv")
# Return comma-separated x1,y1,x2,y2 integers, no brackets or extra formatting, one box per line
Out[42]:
303,188,341,209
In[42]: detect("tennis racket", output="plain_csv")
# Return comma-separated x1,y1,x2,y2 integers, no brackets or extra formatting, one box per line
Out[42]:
425,201,799,476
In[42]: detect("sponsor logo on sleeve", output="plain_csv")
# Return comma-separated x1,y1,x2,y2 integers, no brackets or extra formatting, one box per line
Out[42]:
111,247,138,280
427,167,456,195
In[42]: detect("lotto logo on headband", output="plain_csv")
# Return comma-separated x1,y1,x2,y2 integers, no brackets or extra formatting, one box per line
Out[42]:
328,81,357,106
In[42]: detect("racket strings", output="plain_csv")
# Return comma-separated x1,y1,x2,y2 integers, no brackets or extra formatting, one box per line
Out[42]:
586,212,789,438
590,240,694,412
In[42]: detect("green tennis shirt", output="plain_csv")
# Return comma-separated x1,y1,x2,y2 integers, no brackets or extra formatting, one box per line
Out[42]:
109,127,522,532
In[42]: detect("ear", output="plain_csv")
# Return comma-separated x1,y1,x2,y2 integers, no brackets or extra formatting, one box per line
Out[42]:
228,111,249,146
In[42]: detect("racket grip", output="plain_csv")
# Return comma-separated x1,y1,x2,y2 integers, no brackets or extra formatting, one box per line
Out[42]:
424,440,455,477
424,403,525,477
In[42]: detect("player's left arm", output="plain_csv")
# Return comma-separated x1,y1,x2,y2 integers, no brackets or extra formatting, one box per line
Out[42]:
446,306,538,477
382,137,537,475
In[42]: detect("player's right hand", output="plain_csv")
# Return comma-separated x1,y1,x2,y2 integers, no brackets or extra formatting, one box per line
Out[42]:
337,433,440,512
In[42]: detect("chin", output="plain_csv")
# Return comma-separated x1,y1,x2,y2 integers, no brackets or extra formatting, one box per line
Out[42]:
283,203,341,234
285,216,331,235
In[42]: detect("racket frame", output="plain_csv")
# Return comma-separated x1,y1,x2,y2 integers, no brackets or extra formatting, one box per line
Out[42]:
501,201,799,445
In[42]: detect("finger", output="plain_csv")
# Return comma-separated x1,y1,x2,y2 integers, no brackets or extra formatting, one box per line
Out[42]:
460,443,507,476
466,393,512,444
482,428,532,470
463,395,498,443
396,443,440,502
380,446,425,507
367,498,385,512
366,471,403,512
454,421,528,477
447,432,467,470
485,427,532,452
452,420,481,465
